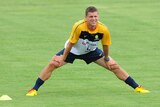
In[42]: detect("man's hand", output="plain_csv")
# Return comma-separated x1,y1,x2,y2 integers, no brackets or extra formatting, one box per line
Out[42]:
104,57,117,70
53,55,65,67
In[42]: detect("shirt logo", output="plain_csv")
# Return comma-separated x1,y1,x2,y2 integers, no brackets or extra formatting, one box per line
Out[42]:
82,41,86,45
99,53,103,56
94,35,99,40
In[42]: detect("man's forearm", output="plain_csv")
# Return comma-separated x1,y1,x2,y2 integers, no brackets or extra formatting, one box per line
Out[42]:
62,41,74,61
103,45,109,57
103,45,110,60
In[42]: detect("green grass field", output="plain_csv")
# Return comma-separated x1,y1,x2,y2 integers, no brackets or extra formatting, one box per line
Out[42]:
0,0,160,107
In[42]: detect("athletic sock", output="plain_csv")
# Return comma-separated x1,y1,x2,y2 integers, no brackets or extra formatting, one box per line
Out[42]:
32,77,44,91
124,76,139,89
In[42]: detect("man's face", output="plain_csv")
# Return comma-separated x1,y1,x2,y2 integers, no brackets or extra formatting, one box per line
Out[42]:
85,11,99,27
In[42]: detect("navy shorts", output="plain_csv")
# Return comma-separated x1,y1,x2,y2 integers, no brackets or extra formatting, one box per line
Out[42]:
56,48,104,64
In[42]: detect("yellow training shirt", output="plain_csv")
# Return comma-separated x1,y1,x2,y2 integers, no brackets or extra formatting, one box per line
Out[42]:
65,19,111,55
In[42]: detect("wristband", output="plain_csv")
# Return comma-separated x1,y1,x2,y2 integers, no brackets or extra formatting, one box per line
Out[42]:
104,57,110,62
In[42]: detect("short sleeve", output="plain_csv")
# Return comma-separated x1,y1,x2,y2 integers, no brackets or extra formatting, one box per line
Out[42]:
69,23,81,44
101,27,111,45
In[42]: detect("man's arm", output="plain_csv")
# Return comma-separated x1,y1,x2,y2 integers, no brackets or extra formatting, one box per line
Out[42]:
103,45,109,60
102,45,111,69
62,41,74,61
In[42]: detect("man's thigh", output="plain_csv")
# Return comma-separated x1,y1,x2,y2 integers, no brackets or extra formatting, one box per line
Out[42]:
94,56,118,70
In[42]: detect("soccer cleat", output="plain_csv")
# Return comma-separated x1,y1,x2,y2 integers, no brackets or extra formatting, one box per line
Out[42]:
26,89,37,96
134,86,150,93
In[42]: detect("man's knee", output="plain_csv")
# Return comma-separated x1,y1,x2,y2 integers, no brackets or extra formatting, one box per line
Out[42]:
49,55,64,68
49,60,60,68
110,63,120,71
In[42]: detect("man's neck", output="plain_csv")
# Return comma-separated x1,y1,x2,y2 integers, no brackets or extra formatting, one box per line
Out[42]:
87,24,97,31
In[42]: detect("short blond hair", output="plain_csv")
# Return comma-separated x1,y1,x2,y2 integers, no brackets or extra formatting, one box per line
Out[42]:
85,6,98,16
